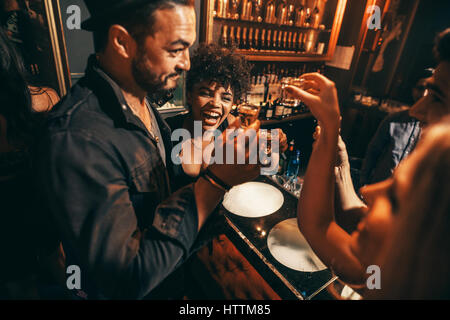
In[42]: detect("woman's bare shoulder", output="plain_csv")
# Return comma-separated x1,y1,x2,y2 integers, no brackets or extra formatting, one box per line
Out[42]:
29,86,60,112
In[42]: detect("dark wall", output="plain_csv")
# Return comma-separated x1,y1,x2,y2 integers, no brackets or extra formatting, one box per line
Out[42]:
389,0,450,104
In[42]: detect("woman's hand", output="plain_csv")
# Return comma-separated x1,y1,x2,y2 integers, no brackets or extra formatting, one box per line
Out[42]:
286,73,341,131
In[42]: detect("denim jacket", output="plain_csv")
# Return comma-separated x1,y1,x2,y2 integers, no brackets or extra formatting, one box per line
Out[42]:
360,110,421,187
35,55,202,299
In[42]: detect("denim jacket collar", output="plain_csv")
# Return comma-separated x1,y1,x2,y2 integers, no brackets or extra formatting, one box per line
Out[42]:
83,54,174,157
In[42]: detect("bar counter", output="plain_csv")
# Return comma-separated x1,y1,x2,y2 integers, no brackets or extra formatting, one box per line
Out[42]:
217,175,338,300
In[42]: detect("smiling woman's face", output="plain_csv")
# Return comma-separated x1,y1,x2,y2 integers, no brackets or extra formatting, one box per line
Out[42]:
187,81,234,131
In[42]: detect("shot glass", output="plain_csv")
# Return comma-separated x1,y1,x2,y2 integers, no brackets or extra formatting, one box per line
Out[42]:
238,102,261,128
280,77,306,107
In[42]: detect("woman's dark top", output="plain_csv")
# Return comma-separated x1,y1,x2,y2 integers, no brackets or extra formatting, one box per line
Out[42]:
165,112,230,191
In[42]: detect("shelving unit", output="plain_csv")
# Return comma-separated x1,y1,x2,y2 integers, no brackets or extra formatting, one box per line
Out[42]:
200,0,348,62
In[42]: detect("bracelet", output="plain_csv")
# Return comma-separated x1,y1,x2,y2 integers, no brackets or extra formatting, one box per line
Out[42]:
202,169,231,193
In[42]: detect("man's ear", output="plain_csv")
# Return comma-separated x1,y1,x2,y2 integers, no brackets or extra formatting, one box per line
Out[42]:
108,24,136,59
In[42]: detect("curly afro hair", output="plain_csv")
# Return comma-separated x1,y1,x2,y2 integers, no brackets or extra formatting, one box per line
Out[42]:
186,43,252,102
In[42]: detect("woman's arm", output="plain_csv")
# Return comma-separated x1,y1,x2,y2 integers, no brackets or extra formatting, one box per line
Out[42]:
290,74,366,284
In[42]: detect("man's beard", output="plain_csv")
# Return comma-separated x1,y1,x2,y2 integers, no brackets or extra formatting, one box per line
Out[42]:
131,49,179,100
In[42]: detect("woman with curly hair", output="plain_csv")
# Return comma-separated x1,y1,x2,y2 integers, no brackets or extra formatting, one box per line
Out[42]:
168,43,286,180
167,43,252,181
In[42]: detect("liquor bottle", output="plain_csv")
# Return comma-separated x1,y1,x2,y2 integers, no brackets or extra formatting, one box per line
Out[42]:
292,32,298,51
265,0,276,24
242,27,248,49
254,0,264,22
229,0,240,19
248,27,254,49
277,29,283,51
220,25,228,47
276,0,288,25
266,29,272,50
288,31,293,51
282,31,288,50
273,99,285,120
286,149,301,178
260,28,266,50
254,28,260,50
311,1,320,29
265,100,274,120
236,26,241,48
229,26,236,46
241,0,253,20
298,32,306,52
295,3,306,27
287,0,296,26
216,0,228,18
259,101,267,120
279,140,294,175
305,29,316,52
304,7,311,27
272,30,278,50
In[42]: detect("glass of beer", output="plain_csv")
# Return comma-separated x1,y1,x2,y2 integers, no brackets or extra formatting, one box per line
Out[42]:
238,102,261,128
280,77,306,107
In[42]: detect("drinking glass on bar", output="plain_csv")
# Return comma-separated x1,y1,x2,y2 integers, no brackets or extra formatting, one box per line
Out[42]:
238,102,261,128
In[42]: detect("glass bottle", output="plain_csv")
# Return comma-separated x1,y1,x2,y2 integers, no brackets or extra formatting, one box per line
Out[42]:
276,0,288,25
265,0,276,24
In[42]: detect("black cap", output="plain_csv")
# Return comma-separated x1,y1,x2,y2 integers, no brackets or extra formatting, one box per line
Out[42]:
81,0,154,31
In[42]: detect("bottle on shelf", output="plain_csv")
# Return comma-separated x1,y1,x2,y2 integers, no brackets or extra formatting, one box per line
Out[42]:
272,30,278,51
286,32,291,50
220,25,228,47
260,28,266,50
236,26,241,48
279,139,295,175
304,7,312,27
311,1,321,29
292,32,298,51
241,0,253,21
265,0,276,24
286,149,301,179
282,31,288,51
287,0,296,26
273,99,285,120
304,29,316,53
243,27,249,49
216,0,229,19
266,29,272,51
254,28,259,50
229,25,236,46
254,0,264,22
248,27,254,49
295,2,306,27
277,29,283,51
276,0,288,25
229,0,240,19
265,100,274,120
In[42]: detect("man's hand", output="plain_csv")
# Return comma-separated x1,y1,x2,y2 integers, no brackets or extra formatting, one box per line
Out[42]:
208,117,262,187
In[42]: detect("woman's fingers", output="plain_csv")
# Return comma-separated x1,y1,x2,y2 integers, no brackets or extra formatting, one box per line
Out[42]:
300,73,330,88
285,85,320,107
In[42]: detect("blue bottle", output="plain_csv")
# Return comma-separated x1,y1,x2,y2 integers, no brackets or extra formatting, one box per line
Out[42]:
286,150,301,178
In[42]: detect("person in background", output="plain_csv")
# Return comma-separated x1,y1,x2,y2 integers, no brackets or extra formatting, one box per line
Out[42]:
290,27,450,298
35,0,261,300
1,0,60,112
358,68,434,187
0,27,61,299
